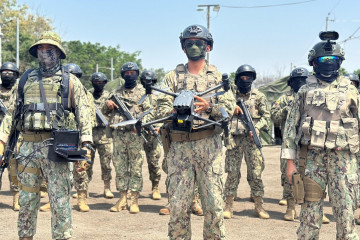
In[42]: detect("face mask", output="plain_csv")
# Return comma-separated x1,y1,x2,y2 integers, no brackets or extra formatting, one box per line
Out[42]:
37,47,61,70
236,79,252,94
124,74,138,89
1,72,17,89
290,77,307,93
92,82,106,92
184,39,206,61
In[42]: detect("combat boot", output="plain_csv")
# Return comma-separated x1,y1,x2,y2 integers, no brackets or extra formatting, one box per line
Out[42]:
77,190,90,212
72,192,78,199
191,196,203,216
20,237,33,240
356,216,360,225
223,195,234,219
110,191,127,212
253,196,270,219
283,198,296,221
152,181,161,200
159,204,170,215
39,202,51,212
322,214,330,224
279,198,287,206
40,190,47,198
129,191,140,214
13,191,20,211
104,180,114,199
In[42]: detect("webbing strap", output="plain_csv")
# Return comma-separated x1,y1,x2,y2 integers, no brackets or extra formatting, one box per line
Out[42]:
19,184,40,193
38,71,51,124
18,164,41,175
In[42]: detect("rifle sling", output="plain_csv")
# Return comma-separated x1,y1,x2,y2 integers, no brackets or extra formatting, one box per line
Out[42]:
38,71,51,124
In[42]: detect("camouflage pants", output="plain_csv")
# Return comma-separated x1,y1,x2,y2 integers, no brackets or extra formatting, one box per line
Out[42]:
144,132,162,183
7,157,19,191
297,149,358,240
224,134,264,197
73,127,113,191
113,130,145,192
17,141,73,239
167,134,226,240
280,148,293,199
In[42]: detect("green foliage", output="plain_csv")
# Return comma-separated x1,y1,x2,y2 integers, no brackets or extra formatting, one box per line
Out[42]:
353,69,360,76
339,67,347,75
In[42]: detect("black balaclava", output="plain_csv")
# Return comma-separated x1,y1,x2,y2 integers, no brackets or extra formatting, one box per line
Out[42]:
236,72,254,94
289,77,307,93
124,74,138,89
92,82,106,99
1,71,17,89
313,58,341,83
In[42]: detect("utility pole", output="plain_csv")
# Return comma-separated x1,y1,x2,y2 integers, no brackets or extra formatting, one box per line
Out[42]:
96,58,115,81
325,13,335,31
0,25,3,66
197,4,220,63
16,18,19,68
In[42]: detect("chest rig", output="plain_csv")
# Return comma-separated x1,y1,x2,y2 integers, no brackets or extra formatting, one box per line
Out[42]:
174,64,219,127
298,75,359,153
18,67,72,132
0,83,17,122
230,88,260,135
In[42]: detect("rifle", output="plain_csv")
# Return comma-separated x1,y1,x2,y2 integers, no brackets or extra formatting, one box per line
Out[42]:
95,105,109,127
0,99,7,115
110,94,148,142
237,99,265,159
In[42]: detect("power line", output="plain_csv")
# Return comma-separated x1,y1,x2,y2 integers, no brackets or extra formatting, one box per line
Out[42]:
221,0,317,9
339,26,360,44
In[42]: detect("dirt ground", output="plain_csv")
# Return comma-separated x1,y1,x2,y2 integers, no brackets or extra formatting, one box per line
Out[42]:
0,145,357,239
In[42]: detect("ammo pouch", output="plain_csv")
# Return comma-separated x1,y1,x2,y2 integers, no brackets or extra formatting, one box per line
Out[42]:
47,130,87,163
300,117,312,145
342,118,359,153
105,126,113,138
292,173,304,204
310,120,327,149
160,123,171,156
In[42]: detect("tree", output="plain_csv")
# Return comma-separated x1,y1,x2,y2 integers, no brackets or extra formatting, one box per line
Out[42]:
1,0,53,72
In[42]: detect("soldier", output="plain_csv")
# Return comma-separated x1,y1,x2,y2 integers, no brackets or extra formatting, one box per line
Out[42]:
271,67,308,220
139,70,162,200
0,31,93,240
105,62,153,214
156,24,235,239
223,64,270,220
284,32,359,239
0,62,20,211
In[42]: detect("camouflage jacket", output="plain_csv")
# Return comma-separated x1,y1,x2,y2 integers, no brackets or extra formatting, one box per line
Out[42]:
270,90,295,132
0,82,19,123
0,69,93,144
156,63,235,132
230,87,270,135
281,75,360,161
104,83,153,130
89,89,112,128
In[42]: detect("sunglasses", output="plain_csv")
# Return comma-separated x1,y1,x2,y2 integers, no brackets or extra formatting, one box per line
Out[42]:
317,56,339,63
184,39,206,48
1,71,14,76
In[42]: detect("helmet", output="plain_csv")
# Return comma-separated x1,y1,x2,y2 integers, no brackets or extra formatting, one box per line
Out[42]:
120,62,139,78
308,41,345,66
288,67,309,85
91,72,108,82
0,62,19,77
235,64,256,82
345,73,359,88
29,31,66,59
140,70,157,82
179,25,214,50
64,63,82,78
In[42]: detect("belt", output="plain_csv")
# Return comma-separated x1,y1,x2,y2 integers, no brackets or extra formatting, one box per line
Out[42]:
170,129,215,142
22,131,52,142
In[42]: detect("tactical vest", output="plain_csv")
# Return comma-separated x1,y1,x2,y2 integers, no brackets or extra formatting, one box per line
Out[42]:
174,63,220,127
230,88,261,135
19,68,71,131
298,75,359,153
0,82,18,123
110,84,144,130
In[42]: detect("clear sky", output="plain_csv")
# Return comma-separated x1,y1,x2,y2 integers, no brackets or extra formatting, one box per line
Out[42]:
19,0,360,77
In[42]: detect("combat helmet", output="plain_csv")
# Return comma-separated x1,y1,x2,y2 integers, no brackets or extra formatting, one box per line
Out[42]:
120,62,139,78
308,31,345,66
29,31,66,59
179,24,214,50
287,67,309,85
0,62,19,77
345,73,359,88
91,72,108,83
64,63,82,78
235,64,256,82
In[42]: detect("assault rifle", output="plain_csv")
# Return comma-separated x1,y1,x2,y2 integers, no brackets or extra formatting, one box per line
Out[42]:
0,99,7,115
95,105,109,127
237,99,265,159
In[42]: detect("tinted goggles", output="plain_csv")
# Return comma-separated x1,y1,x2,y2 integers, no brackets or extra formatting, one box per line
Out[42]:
184,39,206,48
317,56,339,63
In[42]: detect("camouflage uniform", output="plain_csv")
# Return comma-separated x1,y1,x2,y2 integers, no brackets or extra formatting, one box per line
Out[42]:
0,67,92,239
0,82,20,192
225,87,270,198
282,75,359,239
157,63,235,240
104,83,152,193
271,91,295,200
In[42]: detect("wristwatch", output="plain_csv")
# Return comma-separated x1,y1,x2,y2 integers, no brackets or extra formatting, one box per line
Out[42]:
205,103,213,113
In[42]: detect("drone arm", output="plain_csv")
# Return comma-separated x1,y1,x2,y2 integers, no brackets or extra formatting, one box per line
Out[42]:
142,115,174,128
151,86,178,97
